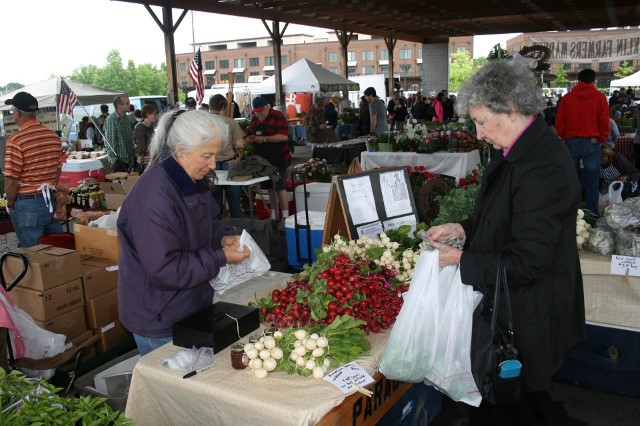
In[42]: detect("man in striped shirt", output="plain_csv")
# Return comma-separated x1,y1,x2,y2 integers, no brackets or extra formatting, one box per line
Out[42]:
4,92,63,247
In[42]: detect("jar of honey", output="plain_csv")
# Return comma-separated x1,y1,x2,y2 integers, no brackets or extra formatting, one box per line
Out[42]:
230,343,248,370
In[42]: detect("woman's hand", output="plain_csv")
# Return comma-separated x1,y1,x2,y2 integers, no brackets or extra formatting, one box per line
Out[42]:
221,235,240,247
426,223,466,242
223,241,251,264
430,241,463,267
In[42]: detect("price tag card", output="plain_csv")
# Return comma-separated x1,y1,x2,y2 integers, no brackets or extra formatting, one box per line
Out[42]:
610,255,640,277
323,361,375,394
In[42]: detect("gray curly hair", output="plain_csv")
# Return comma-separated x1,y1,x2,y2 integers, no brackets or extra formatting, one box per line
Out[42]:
455,60,546,117
149,110,228,166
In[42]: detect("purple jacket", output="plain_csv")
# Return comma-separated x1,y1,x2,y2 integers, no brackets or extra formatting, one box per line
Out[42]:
117,157,235,338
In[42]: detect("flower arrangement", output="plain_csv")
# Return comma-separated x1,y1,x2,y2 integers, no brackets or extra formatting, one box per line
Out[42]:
447,130,480,152
293,157,333,183
406,165,438,194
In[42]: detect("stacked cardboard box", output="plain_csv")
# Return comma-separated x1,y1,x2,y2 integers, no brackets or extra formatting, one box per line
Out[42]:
80,256,132,353
2,245,89,353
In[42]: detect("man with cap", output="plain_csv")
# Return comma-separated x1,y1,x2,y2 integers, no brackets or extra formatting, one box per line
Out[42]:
245,97,290,224
324,92,342,130
185,97,198,111
4,92,63,247
105,94,135,172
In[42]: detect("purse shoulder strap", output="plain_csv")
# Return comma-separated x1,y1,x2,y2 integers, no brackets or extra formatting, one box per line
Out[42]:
493,258,516,346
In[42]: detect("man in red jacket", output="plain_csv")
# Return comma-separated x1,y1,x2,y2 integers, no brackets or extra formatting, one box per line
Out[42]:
556,68,610,216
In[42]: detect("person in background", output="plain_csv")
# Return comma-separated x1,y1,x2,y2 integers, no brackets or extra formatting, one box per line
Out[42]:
4,92,63,247
230,94,241,118
555,68,610,216
85,117,96,146
427,60,585,425
133,103,158,173
105,94,135,172
127,104,138,129
324,92,341,130
600,144,640,200
393,98,408,132
604,117,619,148
387,91,398,131
185,97,197,111
442,89,454,124
363,87,389,135
78,116,89,140
410,95,428,124
305,96,336,143
245,97,290,223
100,104,109,117
209,94,245,218
199,103,210,112
432,91,445,123
357,95,370,136
118,110,251,356
96,114,106,148
631,104,640,169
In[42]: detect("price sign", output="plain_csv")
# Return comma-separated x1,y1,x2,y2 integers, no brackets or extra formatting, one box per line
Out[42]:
610,255,640,277
323,361,375,395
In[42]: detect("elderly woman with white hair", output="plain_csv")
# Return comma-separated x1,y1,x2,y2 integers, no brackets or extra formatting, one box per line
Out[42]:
117,110,251,356
427,60,585,424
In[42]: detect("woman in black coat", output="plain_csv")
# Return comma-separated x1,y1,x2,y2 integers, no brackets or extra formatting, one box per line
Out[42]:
427,60,585,425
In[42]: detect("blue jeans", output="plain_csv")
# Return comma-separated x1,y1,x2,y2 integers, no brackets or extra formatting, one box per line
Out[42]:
565,137,601,215
133,334,172,356
213,161,243,219
10,196,62,248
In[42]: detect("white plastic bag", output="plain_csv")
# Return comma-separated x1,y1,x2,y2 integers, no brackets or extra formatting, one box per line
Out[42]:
423,267,483,406
0,290,66,379
209,230,271,294
608,181,623,205
379,251,445,382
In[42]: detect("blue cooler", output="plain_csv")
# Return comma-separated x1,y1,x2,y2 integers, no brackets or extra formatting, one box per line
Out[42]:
285,211,326,270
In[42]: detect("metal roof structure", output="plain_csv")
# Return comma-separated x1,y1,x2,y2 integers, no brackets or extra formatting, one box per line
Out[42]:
118,0,639,43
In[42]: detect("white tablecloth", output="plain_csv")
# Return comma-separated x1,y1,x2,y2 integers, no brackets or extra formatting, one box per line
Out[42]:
360,150,481,181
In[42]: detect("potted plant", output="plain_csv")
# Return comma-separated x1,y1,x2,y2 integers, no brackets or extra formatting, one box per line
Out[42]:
338,108,358,124
293,157,333,182
375,132,392,152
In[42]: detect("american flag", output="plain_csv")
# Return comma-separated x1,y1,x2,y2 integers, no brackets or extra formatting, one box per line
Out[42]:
58,79,77,116
189,48,204,105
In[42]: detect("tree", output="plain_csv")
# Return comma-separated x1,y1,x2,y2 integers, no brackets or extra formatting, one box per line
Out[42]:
449,51,474,92
0,82,24,94
69,50,167,96
614,60,634,79
473,57,488,73
552,63,569,88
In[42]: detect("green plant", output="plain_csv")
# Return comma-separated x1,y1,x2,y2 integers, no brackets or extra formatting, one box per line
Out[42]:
431,166,483,226
339,107,358,124
0,369,132,425
293,157,333,182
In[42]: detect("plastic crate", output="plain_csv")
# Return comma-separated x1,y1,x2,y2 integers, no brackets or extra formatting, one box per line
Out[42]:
285,211,326,269
377,382,442,425
74,349,139,412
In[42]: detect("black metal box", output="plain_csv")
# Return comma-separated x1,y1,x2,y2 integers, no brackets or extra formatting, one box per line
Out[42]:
172,302,260,351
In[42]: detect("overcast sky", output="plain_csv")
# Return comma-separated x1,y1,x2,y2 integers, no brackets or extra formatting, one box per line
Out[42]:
2,0,518,87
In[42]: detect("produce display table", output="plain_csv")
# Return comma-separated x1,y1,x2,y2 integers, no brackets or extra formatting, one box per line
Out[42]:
125,271,418,426
579,251,640,330
309,138,367,165
361,150,481,182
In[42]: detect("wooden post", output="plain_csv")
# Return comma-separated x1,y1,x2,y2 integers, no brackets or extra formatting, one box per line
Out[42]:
263,19,289,107
336,29,354,78
384,35,397,98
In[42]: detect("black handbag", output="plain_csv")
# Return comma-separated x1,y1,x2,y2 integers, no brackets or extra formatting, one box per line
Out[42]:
470,259,522,406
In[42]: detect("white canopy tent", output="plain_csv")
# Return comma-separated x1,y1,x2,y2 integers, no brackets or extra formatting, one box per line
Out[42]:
0,78,124,111
251,58,359,95
610,70,640,88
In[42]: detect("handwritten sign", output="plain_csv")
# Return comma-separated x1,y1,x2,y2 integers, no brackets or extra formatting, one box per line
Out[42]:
610,255,640,277
323,361,375,395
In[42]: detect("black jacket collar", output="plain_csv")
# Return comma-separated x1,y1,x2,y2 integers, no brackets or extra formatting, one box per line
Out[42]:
160,156,208,196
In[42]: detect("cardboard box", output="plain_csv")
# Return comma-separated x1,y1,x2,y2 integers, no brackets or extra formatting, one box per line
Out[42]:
35,306,88,338
172,302,259,351
101,174,139,210
10,278,84,321
2,245,82,291
74,224,120,262
93,320,132,354
85,289,119,329
81,257,118,300
65,329,96,360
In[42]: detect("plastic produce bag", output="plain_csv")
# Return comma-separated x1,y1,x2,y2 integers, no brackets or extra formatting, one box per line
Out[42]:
379,251,446,382
0,289,66,379
423,267,483,407
583,226,616,255
615,227,640,257
209,230,270,294
603,197,640,229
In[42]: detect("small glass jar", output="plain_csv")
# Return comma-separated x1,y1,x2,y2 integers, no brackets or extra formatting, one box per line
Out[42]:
248,335,261,344
230,343,248,370
263,326,277,337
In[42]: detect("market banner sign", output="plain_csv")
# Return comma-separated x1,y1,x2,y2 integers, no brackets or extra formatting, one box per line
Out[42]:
530,32,640,64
